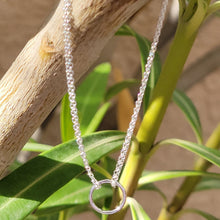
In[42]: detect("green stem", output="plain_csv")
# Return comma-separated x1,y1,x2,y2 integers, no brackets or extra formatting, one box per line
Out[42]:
136,0,207,153
108,2,208,220
158,208,179,220
59,210,69,220
158,124,220,218
178,0,186,17
182,0,198,21
194,123,220,170
108,141,147,219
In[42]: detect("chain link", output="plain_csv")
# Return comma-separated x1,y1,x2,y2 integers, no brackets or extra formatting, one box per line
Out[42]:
63,0,169,190
112,0,169,185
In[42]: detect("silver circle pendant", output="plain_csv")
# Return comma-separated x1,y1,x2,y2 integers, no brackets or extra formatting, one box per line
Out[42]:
89,179,126,215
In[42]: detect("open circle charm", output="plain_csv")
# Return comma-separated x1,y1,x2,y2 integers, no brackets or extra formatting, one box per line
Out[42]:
89,179,126,215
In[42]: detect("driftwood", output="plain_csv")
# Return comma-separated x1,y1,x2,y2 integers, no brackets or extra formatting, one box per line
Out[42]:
0,0,148,177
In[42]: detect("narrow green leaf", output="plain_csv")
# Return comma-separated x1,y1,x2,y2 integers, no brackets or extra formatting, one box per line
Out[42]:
28,138,38,143
138,170,220,186
180,209,219,220
84,102,111,135
138,182,160,192
195,176,220,192
0,131,125,220
92,164,112,180
60,93,73,142
101,157,116,176
138,170,220,210
41,159,115,218
76,63,111,134
60,63,111,142
158,139,220,168
138,171,167,204
37,173,112,215
172,89,203,143
117,25,161,112
127,197,151,220
22,143,52,152
138,182,167,205
115,26,133,36
104,79,139,101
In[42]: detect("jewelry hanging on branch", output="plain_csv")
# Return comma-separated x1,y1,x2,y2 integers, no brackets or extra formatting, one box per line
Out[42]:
63,0,169,215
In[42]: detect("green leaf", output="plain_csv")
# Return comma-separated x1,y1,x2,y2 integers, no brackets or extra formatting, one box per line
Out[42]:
138,170,220,186
180,209,219,220
28,138,38,143
76,63,111,134
138,171,167,204
138,182,160,191
117,25,161,112
157,139,220,168
138,182,167,205
115,26,133,36
195,176,220,191
84,102,111,135
104,79,139,101
138,170,220,207
37,173,112,215
172,89,203,143
60,63,111,142
127,197,151,220
23,143,52,152
60,93,73,142
0,131,125,220
101,157,116,176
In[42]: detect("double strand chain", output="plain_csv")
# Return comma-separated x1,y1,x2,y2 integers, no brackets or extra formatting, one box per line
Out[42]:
63,0,168,214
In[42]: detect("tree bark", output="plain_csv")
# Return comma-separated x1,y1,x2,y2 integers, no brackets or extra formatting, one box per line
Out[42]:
0,0,148,177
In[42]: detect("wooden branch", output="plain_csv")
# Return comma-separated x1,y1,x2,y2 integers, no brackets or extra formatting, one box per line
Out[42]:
0,0,148,177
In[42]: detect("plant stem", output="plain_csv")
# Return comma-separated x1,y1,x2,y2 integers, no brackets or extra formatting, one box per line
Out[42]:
182,0,198,21
158,208,179,220
135,1,207,153
178,0,186,17
108,2,208,220
59,210,69,220
158,124,220,219
194,123,220,170
108,142,148,219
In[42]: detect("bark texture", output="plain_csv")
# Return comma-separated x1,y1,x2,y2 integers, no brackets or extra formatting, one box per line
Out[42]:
0,0,148,177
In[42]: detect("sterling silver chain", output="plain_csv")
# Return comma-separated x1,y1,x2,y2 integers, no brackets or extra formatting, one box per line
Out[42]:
63,0,168,214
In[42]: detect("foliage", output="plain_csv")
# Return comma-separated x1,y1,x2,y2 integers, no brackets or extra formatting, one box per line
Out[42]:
0,1,220,220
